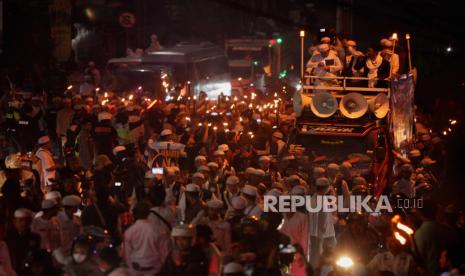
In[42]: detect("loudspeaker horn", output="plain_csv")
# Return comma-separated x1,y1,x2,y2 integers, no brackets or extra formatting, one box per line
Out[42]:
310,91,338,118
293,90,312,117
368,93,389,118
340,92,368,119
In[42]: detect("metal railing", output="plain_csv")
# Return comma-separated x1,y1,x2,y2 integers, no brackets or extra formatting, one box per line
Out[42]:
302,75,390,94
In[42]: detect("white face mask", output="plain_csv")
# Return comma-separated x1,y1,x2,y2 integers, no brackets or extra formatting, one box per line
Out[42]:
73,253,87,263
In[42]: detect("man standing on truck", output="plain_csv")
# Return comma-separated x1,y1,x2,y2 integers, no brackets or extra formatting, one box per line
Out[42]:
306,43,343,89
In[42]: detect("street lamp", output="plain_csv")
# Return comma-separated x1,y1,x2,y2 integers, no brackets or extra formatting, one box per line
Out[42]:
300,30,305,81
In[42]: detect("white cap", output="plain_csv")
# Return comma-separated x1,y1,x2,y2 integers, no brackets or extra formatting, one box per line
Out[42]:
231,196,247,210
42,199,57,210
242,185,257,197
171,224,195,237
253,169,266,177
128,116,140,123
186,183,200,192
62,195,81,207
192,172,205,179
258,156,271,163
285,175,301,185
160,129,173,136
318,43,330,52
245,167,256,175
195,155,207,162
223,262,244,273
198,165,209,172
38,136,51,144
290,185,307,195
112,146,126,156
5,154,22,169
341,161,352,170
207,162,219,168
346,40,357,47
44,191,61,201
320,36,331,43
226,175,240,185
353,176,367,186
315,177,330,187
408,149,422,158
266,188,283,198
327,163,339,171
98,112,112,122
14,208,33,218
273,131,283,139
145,170,156,179
218,144,229,152
206,199,224,209
421,157,436,166
213,150,225,156
313,167,326,174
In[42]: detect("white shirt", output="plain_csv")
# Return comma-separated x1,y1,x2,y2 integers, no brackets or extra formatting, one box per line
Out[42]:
31,216,62,252
308,195,336,238
243,203,263,219
0,241,16,276
35,148,56,187
367,251,413,276
280,212,309,257
124,219,164,273
147,206,176,263
57,211,81,251
306,51,343,86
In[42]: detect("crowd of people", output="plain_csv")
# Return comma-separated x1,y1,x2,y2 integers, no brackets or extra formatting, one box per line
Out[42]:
0,37,464,276
306,35,402,88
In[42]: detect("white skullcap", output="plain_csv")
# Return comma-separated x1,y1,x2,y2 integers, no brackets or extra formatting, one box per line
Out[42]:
145,170,156,179
242,185,258,197
231,196,247,210
380,38,389,46
171,224,195,237
42,199,57,210
186,183,200,192
314,167,326,174
62,195,81,207
5,154,22,169
195,155,207,162
258,156,271,163
290,185,308,195
320,36,331,43
160,129,173,136
421,157,436,166
353,176,367,186
38,136,51,144
285,175,301,184
223,262,244,273
266,189,283,198
318,43,330,52
315,177,330,187
206,199,224,209
193,172,205,179
253,169,266,177
384,40,393,47
346,40,357,47
207,162,219,168
98,112,112,122
341,161,352,169
112,145,126,156
245,167,256,174
273,131,283,139
226,175,240,185
14,208,33,218
197,165,209,172
327,163,339,171
218,144,229,152
128,116,140,123
408,149,422,158
44,191,61,201
213,150,225,156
